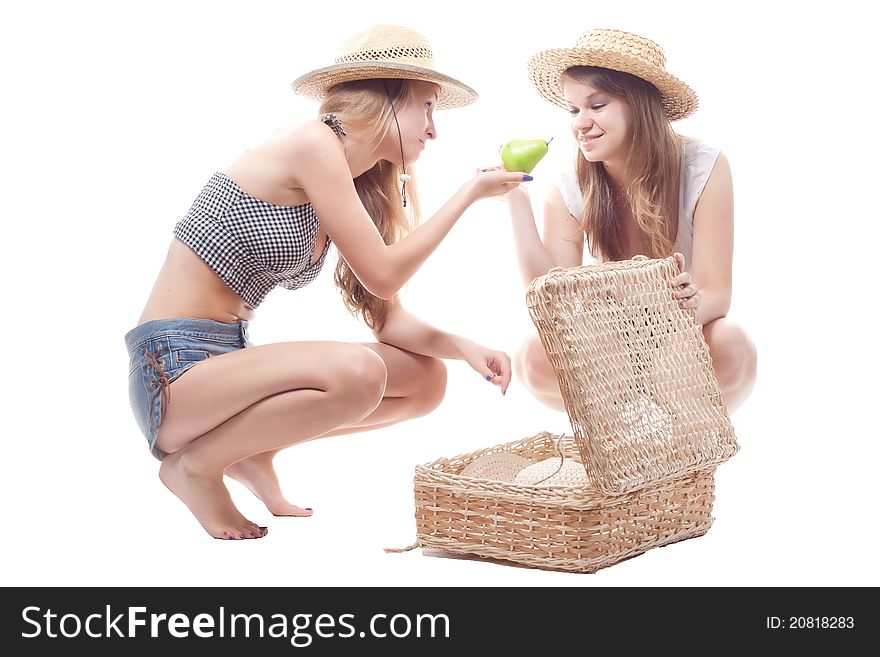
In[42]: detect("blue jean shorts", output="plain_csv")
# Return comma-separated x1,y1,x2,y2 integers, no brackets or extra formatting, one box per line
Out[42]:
125,317,250,460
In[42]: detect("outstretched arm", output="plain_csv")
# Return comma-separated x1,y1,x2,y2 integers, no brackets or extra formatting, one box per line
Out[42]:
291,122,527,300
506,184,583,287
374,301,511,395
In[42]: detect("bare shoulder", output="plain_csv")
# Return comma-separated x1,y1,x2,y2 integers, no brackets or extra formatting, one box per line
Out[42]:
695,150,733,221
545,184,582,234
712,149,730,170
543,183,584,267
706,150,732,188
272,120,349,189
545,183,570,211
280,120,344,158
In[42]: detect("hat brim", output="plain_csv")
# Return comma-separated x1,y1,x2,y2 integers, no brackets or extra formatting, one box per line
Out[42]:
527,47,698,121
292,61,478,110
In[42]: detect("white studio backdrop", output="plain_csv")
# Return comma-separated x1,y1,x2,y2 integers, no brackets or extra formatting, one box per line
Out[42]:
1,0,877,586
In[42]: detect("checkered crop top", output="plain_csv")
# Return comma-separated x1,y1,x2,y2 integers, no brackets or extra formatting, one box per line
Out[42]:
173,171,332,308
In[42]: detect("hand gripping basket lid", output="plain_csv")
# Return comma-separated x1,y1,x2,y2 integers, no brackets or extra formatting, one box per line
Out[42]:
526,255,739,495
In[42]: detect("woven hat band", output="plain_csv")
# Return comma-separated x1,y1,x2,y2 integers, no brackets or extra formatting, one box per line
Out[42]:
335,46,434,66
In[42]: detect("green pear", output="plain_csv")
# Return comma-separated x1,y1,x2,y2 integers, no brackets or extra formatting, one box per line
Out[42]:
500,138,552,173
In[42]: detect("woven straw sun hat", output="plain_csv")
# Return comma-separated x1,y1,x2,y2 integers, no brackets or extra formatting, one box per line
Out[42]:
513,457,590,487
459,452,533,482
292,24,477,109
527,28,698,121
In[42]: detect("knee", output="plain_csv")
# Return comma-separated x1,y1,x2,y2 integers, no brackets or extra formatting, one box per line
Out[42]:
515,334,558,395
706,323,757,389
334,346,388,416
408,356,447,417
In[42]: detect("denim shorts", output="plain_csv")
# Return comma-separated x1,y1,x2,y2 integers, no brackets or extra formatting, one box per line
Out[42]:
125,317,250,460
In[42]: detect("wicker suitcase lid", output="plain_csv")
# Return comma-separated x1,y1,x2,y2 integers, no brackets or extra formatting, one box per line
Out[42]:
526,255,739,494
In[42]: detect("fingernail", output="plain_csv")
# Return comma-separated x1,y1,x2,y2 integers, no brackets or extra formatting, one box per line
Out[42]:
522,174,534,181
305,508,313,511
486,374,494,381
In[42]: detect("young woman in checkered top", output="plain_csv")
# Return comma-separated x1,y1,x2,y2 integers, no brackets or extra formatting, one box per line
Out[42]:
125,26,528,540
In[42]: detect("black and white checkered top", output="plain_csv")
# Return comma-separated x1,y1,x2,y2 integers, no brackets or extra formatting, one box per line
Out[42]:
173,172,332,308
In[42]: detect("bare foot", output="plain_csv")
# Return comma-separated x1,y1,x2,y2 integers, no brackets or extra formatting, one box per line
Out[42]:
225,454,313,517
159,452,268,540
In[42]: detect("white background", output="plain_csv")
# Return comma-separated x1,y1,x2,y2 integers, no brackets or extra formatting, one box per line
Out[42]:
2,0,877,587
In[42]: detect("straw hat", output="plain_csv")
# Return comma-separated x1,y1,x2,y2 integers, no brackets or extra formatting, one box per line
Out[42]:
291,24,478,109
527,28,698,120
514,457,590,487
460,452,533,482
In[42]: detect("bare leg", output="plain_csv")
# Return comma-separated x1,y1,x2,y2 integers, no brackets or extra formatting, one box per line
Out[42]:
516,319,757,414
515,332,566,411
225,343,447,515
702,318,757,413
155,341,388,539
224,451,313,517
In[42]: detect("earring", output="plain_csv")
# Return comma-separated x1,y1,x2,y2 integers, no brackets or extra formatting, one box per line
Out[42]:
399,172,410,208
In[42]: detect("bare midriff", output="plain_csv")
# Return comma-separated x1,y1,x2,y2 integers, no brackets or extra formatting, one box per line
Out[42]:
138,238,258,324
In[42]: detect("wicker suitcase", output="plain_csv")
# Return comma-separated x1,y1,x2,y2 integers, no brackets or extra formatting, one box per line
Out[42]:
409,256,738,572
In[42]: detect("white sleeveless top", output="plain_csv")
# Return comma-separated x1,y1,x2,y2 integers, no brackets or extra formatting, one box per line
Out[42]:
556,137,721,271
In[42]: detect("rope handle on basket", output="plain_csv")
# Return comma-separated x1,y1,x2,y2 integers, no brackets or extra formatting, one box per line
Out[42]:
526,434,588,485
527,435,567,485
384,542,419,554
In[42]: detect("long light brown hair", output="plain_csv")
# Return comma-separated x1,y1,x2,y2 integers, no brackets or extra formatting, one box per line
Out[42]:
319,79,424,331
565,66,681,261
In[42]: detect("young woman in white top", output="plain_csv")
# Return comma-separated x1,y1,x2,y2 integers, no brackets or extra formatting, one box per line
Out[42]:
506,29,756,413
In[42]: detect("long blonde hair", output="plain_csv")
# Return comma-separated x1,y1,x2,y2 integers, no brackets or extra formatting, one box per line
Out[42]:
565,66,681,261
319,79,423,331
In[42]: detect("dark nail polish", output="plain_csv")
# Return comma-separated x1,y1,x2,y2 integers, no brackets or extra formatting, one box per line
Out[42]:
522,174,534,181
